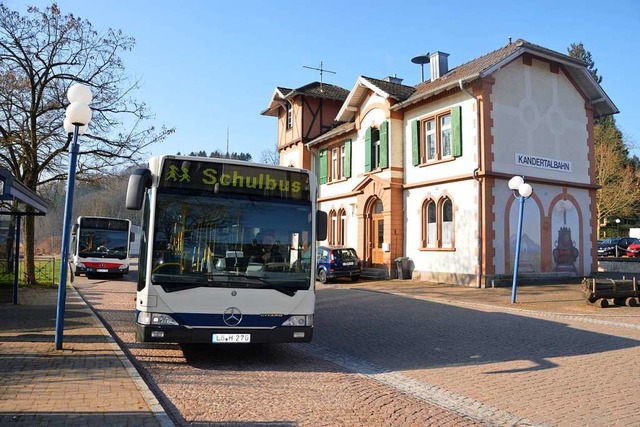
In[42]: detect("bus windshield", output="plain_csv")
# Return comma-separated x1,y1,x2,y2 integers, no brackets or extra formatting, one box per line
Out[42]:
78,229,129,259
151,190,313,294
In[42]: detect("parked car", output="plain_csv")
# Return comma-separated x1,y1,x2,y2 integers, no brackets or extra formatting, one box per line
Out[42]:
316,245,362,284
597,237,638,257
626,240,640,257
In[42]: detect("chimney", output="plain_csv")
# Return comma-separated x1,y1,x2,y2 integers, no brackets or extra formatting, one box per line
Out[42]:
384,74,403,85
429,51,449,80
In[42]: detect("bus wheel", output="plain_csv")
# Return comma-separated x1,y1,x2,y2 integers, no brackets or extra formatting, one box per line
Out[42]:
317,269,328,284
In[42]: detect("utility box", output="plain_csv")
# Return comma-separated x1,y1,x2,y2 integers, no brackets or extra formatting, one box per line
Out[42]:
394,257,411,279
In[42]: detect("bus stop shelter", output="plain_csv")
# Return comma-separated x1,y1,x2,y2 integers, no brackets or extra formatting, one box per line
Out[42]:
0,166,49,304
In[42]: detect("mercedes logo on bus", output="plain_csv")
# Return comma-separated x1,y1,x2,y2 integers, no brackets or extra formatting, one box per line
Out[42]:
223,307,242,326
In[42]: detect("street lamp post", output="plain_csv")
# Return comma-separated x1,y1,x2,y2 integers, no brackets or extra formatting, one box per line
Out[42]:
615,218,621,257
55,83,92,350
508,176,533,304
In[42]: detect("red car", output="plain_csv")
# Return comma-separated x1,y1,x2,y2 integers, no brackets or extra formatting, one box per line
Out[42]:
626,240,640,257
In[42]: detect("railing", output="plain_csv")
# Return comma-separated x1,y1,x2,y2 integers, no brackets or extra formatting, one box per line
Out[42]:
0,256,58,286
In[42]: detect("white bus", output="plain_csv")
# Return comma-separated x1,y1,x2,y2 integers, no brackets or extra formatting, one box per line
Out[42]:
71,216,134,277
126,155,327,344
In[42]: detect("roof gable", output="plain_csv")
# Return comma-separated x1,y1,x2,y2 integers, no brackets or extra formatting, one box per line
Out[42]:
261,82,349,117
336,76,416,122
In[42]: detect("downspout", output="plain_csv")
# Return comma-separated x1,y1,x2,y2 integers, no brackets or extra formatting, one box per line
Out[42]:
459,79,483,288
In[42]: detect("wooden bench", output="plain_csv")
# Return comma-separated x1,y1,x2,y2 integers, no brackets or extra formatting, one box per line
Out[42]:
582,277,640,308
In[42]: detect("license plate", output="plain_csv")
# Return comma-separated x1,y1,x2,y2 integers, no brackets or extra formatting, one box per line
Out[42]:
343,262,354,266
97,269,108,273
212,334,250,343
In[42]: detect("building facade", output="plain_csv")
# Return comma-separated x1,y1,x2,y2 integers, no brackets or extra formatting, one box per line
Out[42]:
262,39,617,287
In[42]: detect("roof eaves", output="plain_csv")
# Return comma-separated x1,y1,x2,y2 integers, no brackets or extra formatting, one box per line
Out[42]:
306,122,356,148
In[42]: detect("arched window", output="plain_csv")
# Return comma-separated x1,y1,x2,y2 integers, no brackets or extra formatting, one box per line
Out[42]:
328,210,337,245
441,198,453,248
426,201,437,247
337,209,346,245
421,196,455,250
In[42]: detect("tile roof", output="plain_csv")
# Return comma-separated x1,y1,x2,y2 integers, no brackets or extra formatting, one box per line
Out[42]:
360,76,416,101
290,82,350,101
409,41,522,99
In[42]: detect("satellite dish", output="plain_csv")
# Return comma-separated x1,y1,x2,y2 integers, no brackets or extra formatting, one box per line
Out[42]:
411,53,430,83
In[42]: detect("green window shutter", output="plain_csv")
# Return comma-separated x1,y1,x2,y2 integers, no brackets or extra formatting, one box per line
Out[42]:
411,120,420,166
364,127,372,172
318,148,327,184
343,139,352,178
452,106,462,157
379,121,389,169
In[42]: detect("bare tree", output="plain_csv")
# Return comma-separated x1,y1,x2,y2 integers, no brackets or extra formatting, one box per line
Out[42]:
260,143,280,165
0,4,174,283
594,124,640,234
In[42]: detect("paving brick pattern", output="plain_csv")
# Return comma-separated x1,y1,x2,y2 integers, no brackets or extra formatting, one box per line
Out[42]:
0,286,166,426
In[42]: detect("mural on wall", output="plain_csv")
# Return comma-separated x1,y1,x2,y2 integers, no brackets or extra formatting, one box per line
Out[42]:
509,201,541,273
551,200,580,273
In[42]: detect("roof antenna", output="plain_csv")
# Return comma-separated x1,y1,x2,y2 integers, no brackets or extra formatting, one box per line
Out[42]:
411,53,430,83
303,61,336,92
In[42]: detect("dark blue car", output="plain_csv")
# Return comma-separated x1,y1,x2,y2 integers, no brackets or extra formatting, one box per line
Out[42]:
315,245,362,284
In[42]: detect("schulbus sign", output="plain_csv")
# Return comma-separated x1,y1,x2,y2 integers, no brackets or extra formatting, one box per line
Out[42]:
159,158,310,200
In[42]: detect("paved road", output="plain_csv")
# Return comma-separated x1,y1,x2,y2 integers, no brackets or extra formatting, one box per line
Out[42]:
73,273,640,426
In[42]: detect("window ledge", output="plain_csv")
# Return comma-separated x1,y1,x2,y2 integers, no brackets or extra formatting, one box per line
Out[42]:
328,177,349,185
417,157,455,168
419,247,456,252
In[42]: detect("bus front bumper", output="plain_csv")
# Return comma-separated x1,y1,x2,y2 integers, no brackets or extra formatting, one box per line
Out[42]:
136,324,313,344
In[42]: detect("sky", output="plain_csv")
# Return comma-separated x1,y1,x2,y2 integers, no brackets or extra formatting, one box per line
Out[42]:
6,0,640,161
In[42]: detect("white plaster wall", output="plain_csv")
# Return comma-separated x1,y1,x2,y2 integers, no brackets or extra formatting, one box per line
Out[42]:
491,58,590,183
280,147,300,168
318,196,358,248
404,179,478,275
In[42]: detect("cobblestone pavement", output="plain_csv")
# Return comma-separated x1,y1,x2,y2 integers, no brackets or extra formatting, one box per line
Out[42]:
0,285,170,426
74,272,640,427
4,270,640,426
76,277,483,427
314,278,640,426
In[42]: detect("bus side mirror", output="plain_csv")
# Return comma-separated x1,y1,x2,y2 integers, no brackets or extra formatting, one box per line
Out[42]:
126,168,152,210
316,210,327,241
130,231,136,243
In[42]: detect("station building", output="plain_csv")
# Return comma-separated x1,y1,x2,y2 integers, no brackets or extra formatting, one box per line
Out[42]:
262,39,617,287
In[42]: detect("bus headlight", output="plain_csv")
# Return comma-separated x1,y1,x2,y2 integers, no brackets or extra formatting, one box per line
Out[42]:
137,312,179,326
282,315,313,327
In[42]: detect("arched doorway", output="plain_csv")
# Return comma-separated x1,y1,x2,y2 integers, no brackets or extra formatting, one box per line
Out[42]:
367,199,384,266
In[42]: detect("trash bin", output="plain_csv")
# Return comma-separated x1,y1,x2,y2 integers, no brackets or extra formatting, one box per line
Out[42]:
394,257,410,279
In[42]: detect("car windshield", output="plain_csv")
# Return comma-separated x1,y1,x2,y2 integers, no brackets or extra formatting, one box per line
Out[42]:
150,190,313,294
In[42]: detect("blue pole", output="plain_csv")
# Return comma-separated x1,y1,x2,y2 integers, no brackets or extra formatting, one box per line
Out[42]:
511,195,526,304
55,126,80,350
12,214,21,305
